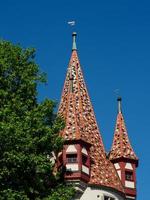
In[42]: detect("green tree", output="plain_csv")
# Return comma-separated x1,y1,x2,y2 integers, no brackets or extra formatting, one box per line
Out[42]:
0,40,75,200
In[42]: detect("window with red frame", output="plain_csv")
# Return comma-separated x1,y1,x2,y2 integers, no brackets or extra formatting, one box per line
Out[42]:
125,171,133,181
67,154,77,163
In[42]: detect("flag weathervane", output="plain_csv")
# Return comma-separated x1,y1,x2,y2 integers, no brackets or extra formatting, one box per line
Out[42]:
67,20,77,50
67,21,75,26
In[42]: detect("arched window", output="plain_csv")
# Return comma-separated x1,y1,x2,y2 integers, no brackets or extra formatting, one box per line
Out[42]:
104,196,115,200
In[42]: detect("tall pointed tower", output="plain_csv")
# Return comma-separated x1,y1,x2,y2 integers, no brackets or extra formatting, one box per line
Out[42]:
57,33,126,200
109,97,138,200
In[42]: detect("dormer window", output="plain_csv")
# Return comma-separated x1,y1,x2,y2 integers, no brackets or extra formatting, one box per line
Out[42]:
104,196,115,200
82,154,88,165
125,171,133,181
67,154,77,163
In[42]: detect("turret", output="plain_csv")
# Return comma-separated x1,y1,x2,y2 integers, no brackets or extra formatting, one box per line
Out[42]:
57,33,125,199
57,33,91,190
109,97,138,200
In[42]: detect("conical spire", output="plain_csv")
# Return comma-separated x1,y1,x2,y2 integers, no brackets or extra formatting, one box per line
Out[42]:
58,33,124,192
109,98,138,161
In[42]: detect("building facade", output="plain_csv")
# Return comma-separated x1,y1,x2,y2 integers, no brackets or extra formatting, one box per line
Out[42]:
57,33,138,200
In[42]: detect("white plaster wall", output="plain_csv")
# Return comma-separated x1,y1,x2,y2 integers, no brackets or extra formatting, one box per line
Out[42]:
125,163,133,170
66,164,78,171
125,181,134,188
126,195,135,199
80,187,124,200
82,165,89,175
114,163,120,170
117,170,121,179
66,145,77,153
81,147,88,155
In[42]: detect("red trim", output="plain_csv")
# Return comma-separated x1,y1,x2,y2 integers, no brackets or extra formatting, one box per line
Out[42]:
61,142,90,183
78,144,82,171
65,172,90,182
111,157,138,167
113,160,137,197
125,188,136,196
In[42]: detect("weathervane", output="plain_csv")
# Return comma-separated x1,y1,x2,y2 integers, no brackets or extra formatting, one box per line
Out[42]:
67,20,75,26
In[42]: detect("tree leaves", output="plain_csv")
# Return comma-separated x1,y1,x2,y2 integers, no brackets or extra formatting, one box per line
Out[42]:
0,40,75,200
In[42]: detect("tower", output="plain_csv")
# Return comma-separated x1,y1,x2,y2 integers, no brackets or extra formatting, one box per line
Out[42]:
57,33,138,200
109,97,138,200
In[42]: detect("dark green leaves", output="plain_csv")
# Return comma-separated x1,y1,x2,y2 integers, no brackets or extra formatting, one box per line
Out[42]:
0,40,74,200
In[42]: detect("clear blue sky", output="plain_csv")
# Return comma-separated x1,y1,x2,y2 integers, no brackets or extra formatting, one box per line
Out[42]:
0,0,149,199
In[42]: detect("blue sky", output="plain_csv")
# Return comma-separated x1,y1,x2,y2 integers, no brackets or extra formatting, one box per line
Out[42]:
0,0,149,199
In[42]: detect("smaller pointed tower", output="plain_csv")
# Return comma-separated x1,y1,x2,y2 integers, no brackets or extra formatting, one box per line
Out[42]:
109,97,138,200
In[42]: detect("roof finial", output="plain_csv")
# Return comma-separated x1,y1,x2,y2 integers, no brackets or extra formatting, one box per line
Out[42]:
72,32,77,50
117,97,122,113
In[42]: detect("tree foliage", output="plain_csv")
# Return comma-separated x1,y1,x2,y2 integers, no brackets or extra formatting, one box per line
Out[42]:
0,41,75,199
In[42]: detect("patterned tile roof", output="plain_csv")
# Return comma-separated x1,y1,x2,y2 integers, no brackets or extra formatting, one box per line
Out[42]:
58,33,124,193
109,98,138,161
